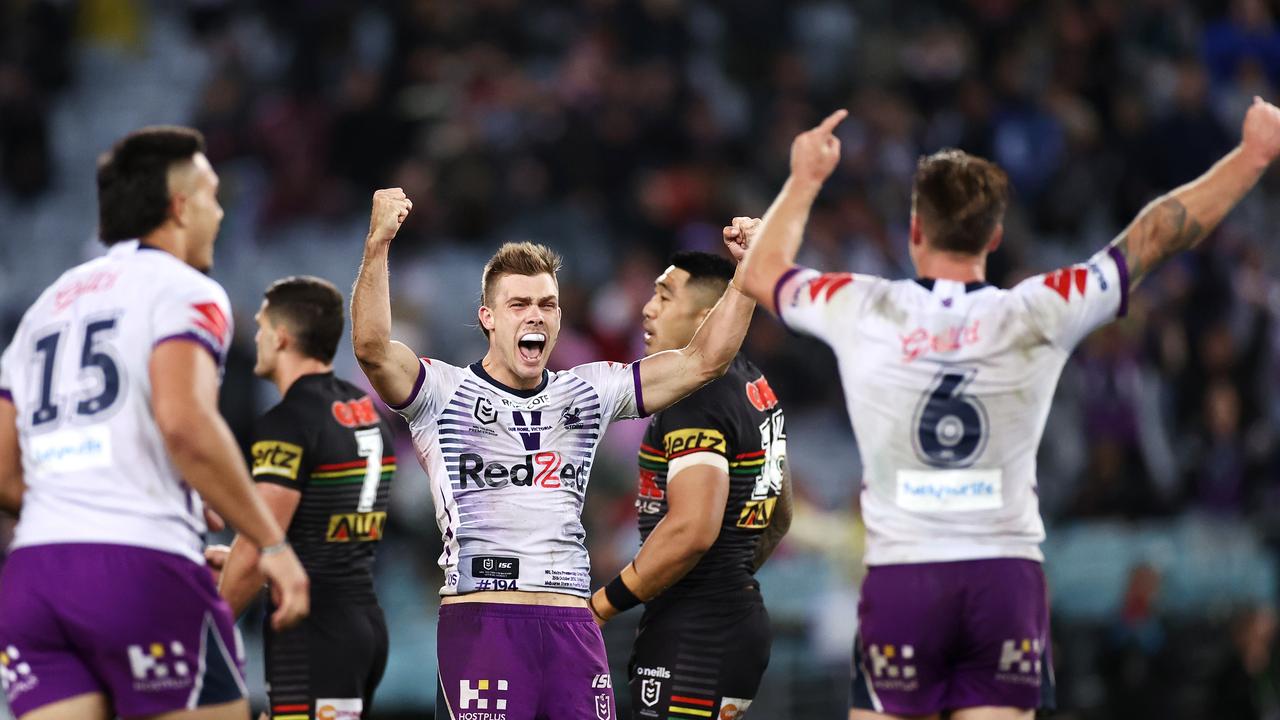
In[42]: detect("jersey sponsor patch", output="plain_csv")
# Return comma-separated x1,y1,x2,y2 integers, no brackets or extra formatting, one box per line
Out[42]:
315,698,363,720
325,511,387,542
895,468,1003,512
719,697,754,720
331,396,379,428
662,427,727,458
29,425,112,473
1042,266,1088,302
736,496,777,529
805,272,854,303
251,440,303,480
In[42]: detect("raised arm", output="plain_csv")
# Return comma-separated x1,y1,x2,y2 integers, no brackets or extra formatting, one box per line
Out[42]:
1112,97,1280,288
352,188,423,407
636,220,759,414
740,109,849,315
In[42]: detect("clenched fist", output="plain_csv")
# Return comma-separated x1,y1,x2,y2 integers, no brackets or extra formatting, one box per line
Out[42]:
1242,96,1280,166
723,216,761,263
791,109,849,188
367,188,413,245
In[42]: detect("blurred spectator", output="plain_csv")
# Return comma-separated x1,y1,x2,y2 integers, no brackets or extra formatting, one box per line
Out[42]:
1209,605,1280,720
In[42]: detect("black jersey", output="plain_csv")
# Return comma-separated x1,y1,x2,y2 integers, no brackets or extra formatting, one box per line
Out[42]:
250,372,395,603
636,354,786,598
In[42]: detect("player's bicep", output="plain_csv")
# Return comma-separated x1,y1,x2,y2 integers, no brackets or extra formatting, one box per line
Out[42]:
150,338,221,434
256,482,302,531
665,456,730,543
1015,246,1130,351
636,350,709,416
359,339,423,409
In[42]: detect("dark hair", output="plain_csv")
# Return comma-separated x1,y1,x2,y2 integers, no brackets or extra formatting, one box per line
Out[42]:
96,126,206,245
263,276,345,363
912,149,1010,255
669,250,734,306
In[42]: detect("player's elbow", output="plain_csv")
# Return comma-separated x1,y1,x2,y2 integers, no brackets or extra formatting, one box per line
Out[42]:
351,334,386,366
672,517,720,556
155,402,213,465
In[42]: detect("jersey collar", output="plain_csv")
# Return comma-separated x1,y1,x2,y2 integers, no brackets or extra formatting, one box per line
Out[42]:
469,361,549,398
914,278,992,292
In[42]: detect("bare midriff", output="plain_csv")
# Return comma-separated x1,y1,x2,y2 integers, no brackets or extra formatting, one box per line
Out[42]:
442,590,588,607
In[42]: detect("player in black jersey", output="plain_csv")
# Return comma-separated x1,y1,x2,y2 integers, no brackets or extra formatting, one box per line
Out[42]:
590,228,793,720
214,276,394,720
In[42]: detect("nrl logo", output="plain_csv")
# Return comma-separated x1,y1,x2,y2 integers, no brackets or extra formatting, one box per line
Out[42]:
641,678,661,707
595,693,612,720
474,397,497,425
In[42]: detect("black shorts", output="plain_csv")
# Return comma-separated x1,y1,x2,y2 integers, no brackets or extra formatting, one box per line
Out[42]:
628,590,772,720
264,601,388,720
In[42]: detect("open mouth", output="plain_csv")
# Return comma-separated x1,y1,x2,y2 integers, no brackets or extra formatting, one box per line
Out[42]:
517,332,547,363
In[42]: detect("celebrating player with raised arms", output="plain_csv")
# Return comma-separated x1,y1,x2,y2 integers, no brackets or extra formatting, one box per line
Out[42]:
350,189,757,720
738,99,1280,720
214,276,395,720
589,242,792,720
0,127,308,720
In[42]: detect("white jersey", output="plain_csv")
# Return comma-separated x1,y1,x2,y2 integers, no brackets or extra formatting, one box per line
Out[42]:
392,358,643,597
776,246,1129,565
0,241,233,564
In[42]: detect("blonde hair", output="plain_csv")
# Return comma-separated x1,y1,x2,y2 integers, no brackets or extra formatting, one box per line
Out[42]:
480,242,563,337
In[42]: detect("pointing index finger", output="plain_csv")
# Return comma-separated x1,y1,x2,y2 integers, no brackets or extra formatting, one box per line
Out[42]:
817,109,849,135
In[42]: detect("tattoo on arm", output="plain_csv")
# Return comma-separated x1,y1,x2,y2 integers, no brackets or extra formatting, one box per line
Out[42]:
1112,196,1206,287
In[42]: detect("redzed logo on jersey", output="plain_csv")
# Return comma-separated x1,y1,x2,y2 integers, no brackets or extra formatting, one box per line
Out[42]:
1043,267,1088,302
806,273,854,303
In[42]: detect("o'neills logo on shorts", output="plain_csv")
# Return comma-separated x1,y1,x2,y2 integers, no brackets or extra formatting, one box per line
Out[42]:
635,666,671,679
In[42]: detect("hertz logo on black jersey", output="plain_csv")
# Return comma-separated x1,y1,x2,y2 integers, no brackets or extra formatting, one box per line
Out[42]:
663,428,726,457
252,440,303,481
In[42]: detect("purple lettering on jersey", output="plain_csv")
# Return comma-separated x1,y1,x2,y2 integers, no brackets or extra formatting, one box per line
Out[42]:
1105,245,1129,318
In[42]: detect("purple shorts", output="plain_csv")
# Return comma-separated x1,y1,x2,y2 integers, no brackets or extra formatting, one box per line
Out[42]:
0,543,246,718
436,602,616,720
850,558,1054,715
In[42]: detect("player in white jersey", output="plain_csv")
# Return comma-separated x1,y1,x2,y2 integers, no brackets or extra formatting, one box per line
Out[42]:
350,189,757,720
738,100,1280,720
0,127,308,720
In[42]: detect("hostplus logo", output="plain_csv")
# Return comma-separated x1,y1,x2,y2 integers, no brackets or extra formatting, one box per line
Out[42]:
459,678,508,720
128,641,192,691
996,638,1043,686
0,645,37,699
867,644,918,692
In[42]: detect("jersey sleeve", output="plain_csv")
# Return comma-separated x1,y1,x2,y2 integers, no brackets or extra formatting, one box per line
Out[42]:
385,357,462,423
651,385,737,468
571,361,644,421
773,265,881,346
250,405,311,489
150,276,234,368
0,337,15,405
1012,246,1130,351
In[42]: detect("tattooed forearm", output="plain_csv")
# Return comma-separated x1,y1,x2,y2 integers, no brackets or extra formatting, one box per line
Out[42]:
1111,195,1206,284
